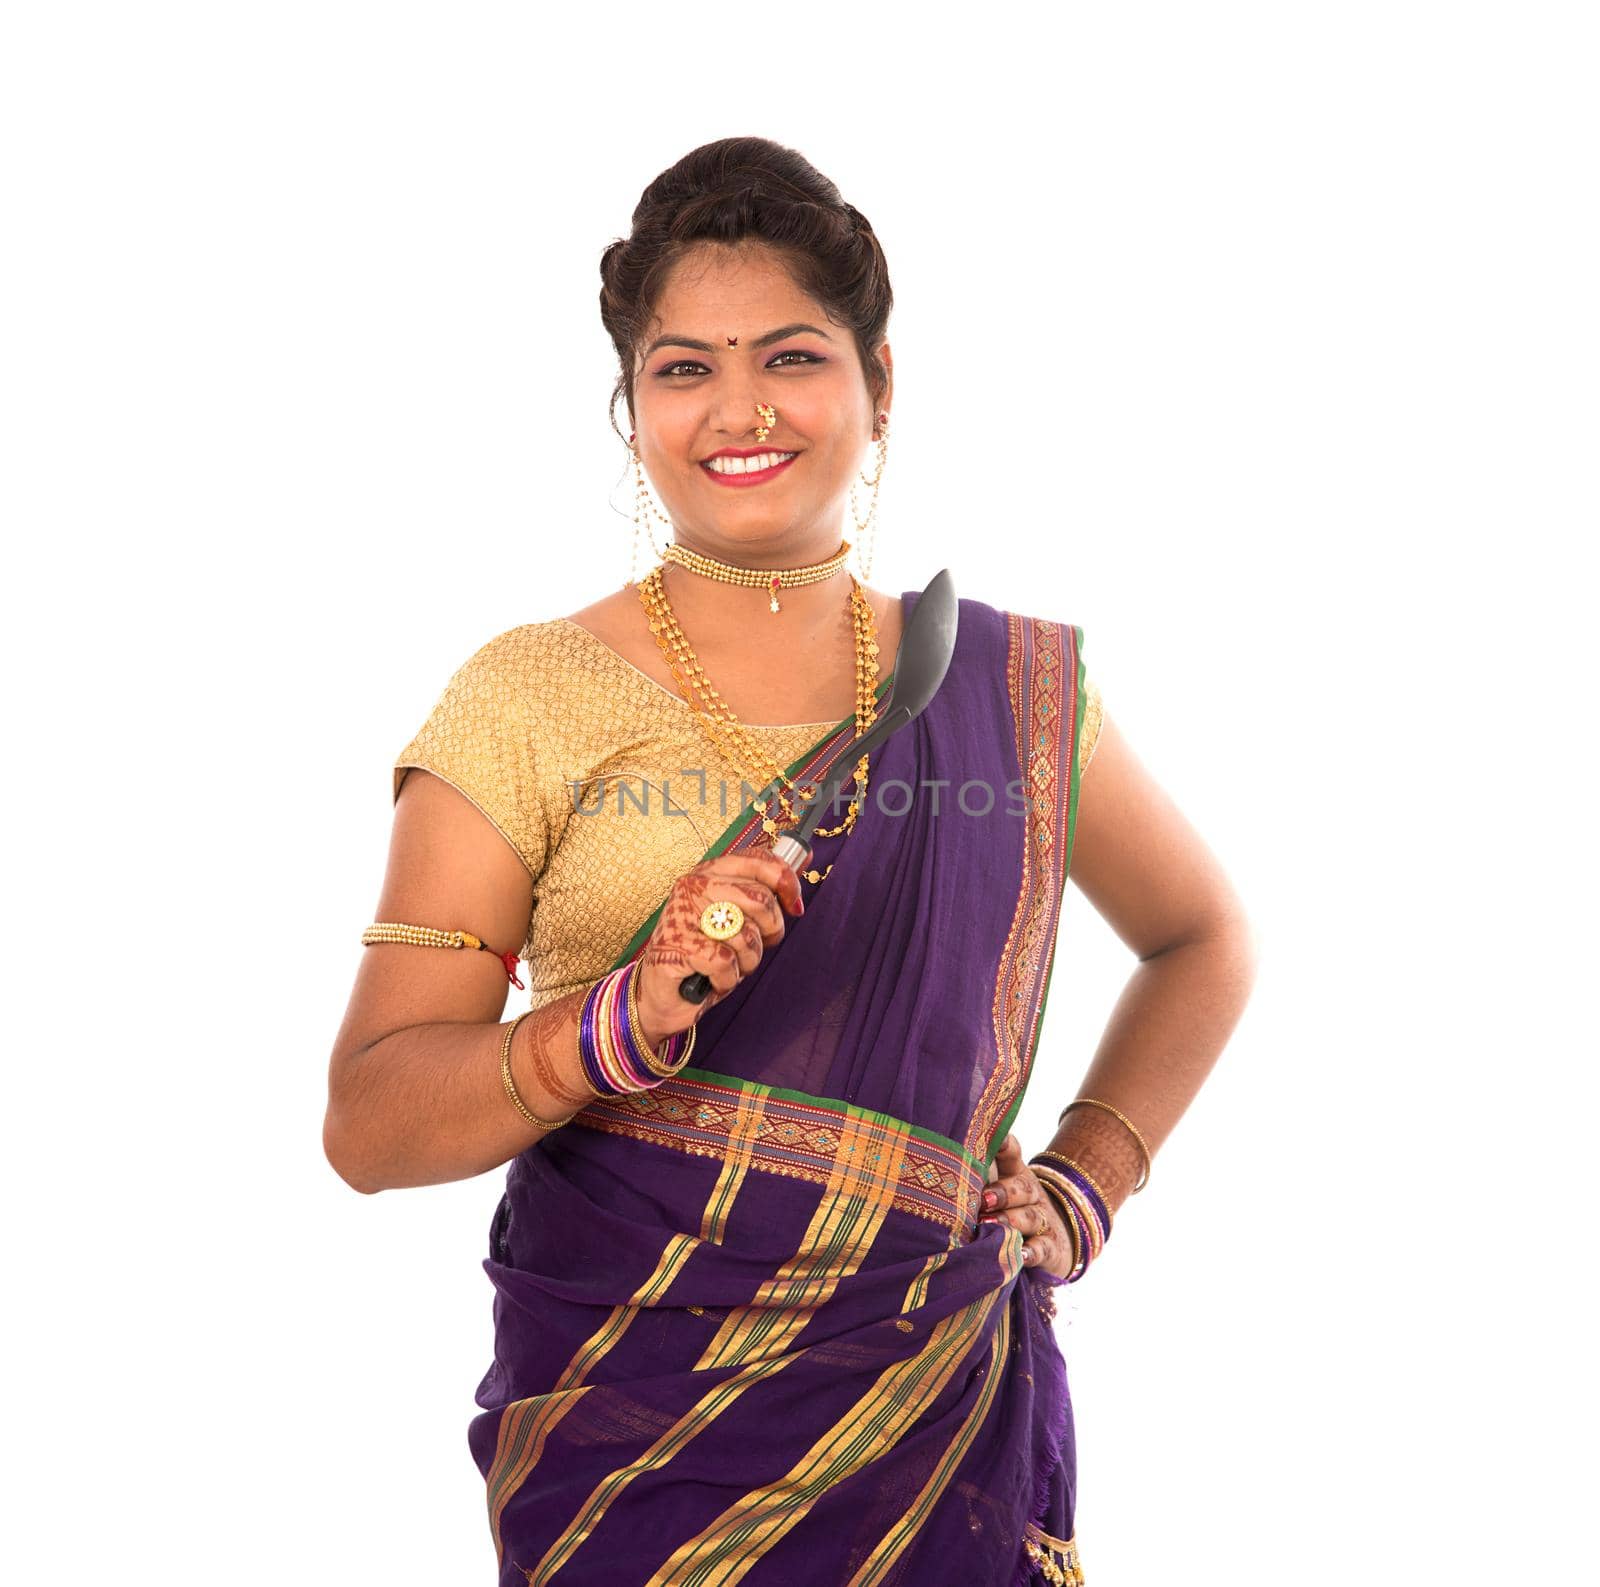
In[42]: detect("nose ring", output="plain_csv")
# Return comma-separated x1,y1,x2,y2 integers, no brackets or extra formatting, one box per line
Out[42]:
754,403,776,444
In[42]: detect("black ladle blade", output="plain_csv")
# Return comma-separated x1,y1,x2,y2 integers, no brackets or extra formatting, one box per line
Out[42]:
677,569,959,1005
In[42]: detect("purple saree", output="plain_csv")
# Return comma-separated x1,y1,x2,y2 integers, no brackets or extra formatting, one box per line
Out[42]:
468,593,1090,1586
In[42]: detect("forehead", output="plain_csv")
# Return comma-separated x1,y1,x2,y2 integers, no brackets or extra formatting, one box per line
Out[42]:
648,243,826,331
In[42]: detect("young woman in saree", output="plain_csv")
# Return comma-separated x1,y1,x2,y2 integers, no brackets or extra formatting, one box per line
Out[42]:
324,137,1258,1586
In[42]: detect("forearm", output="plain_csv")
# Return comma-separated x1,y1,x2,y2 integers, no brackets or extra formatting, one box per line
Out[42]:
1042,921,1257,1215
325,988,596,1193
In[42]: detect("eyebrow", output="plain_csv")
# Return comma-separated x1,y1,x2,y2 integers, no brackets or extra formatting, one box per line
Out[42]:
643,322,835,359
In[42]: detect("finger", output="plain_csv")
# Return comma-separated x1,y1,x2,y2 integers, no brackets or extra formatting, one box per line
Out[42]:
700,872,786,945
725,918,766,977
646,932,744,999
696,852,807,916
1022,1230,1051,1267
980,1168,1041,1214
980,1200,1048,1237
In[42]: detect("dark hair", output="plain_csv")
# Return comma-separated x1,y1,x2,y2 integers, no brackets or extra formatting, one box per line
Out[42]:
600,136,893,442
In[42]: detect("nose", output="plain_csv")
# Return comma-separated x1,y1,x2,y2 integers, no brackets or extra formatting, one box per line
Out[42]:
706,372,770,440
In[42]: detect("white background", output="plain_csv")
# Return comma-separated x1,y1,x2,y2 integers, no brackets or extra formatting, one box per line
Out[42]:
5,4,1594,1582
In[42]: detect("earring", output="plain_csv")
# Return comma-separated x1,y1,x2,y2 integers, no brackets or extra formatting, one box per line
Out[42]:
753,402,776,445
628,432,672,586
849,412,890,583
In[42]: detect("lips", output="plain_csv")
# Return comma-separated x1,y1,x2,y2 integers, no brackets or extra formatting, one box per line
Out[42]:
700,453,799,488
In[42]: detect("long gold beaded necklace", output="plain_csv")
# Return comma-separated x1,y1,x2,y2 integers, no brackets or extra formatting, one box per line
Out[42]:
635,560,882,884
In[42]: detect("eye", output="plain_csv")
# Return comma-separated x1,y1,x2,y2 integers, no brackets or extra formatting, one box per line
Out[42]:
655,350,826,379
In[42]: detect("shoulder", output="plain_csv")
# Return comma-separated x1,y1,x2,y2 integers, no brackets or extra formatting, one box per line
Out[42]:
447,619,567,681
426,619,616,710
983,598,1090,672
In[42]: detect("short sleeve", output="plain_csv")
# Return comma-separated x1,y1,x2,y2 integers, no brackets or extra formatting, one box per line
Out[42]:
1077,672,1104,779
392,627,551,884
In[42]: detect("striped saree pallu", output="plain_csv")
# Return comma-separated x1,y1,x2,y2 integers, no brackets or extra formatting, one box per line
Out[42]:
469,595,1090,1586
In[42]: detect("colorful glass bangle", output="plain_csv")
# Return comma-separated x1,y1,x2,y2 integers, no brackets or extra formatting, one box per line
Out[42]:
1031,1162,1103,1279
577,963,697,1096
1031,1153,1112,1241
1035,1177,1085,1281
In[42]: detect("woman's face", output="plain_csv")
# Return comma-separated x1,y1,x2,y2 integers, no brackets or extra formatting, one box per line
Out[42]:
630,242,890,557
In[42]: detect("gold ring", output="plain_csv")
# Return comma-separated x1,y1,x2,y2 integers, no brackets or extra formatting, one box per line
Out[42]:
700,900,745,940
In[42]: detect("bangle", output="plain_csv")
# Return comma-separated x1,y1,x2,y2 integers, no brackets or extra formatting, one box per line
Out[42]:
1056,1097,1152,1192
1034,1169,1090,1281
1032,1155,1113,1241
525,1000,597,1109
1031,1150,1115,1231
1035,1176,1084,1279
578,962,698,1095
500,1011,577,1130
626,957,696,1080
1031,1161,1106,1280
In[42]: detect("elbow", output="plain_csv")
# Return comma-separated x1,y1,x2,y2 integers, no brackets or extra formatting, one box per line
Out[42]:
1217,901,1263,1013
323,1106,384,1196
1166,893,1262,997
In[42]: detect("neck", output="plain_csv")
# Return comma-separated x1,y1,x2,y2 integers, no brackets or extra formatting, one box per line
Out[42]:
670,525,845,573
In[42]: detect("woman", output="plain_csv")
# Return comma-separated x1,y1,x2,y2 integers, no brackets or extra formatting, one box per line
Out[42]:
324,136,1257,1586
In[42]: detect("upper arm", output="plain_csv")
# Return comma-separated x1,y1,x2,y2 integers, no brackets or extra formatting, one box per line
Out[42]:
328,628,557,1088
328,770,536,1087
1068,707,1252,960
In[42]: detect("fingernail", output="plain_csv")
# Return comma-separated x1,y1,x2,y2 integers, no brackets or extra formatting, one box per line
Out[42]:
981,1190,997,1208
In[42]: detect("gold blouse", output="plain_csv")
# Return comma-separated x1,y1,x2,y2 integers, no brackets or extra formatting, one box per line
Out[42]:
394,620,1103,1009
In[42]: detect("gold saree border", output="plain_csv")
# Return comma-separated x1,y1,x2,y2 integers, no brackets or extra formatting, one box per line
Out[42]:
968,616,1083,1168
570,1071,987,1240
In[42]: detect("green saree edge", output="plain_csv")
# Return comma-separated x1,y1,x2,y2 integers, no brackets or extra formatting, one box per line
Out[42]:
663,1062,986,1175
984,622,1086,1169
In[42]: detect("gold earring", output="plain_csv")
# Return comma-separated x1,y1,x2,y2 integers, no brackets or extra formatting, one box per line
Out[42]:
849,413,890,583
628,433,672,586
754,402,776,445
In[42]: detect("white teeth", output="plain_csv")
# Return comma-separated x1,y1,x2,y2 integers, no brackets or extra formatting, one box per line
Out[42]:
705,451,795,475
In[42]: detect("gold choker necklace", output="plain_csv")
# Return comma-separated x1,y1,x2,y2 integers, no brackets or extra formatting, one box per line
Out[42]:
660,539,853,613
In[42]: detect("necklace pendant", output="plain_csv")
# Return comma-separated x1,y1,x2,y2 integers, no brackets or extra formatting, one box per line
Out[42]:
768,574,782,614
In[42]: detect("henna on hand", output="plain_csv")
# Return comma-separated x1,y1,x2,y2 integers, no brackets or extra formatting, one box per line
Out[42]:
632,853,807,1048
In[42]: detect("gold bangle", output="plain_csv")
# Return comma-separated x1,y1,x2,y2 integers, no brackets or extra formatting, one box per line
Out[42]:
626,962,699,1079
1055,1098,1152,1193
1035,1177,1082,1271
1031,1150,1115,1222
500,1011,577,1130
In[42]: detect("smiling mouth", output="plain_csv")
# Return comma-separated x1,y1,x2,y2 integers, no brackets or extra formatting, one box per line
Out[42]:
700,451,799,486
